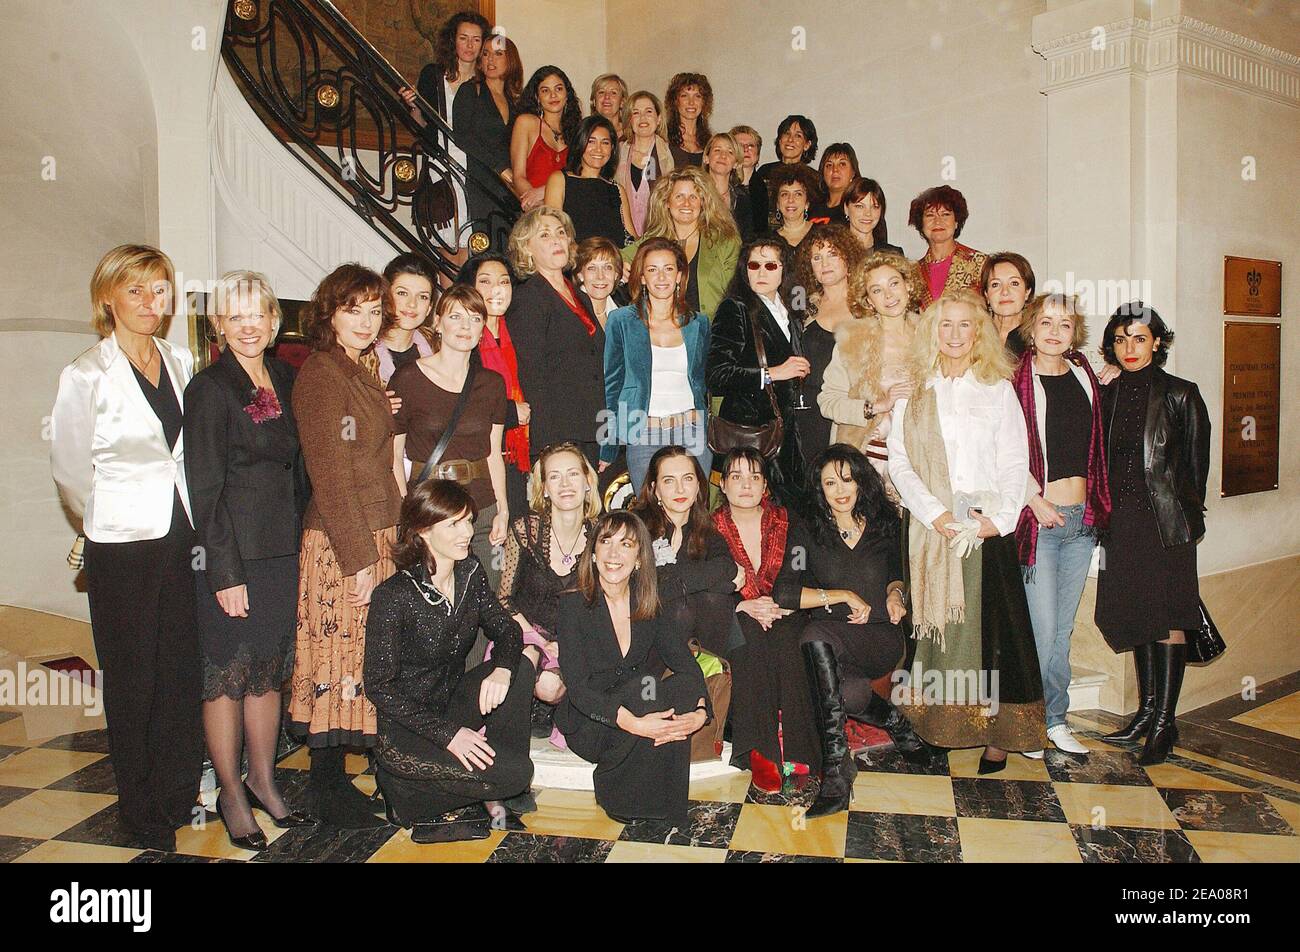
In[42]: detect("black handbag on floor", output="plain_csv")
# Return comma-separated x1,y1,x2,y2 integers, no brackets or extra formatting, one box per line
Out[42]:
1186,599,1226,664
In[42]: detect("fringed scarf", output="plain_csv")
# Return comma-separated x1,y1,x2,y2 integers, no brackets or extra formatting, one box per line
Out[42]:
1012,351,1112,571
712,498,788,599
902,382,966,649
479,319,530,472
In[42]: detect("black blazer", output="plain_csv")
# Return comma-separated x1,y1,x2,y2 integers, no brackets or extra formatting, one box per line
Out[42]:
507,276,605,453
1101,366,1210,547
650,520,743,658
451,79,517,223
183,347,306,592
415,63,451,122
554,588,710,729
707,296,799,427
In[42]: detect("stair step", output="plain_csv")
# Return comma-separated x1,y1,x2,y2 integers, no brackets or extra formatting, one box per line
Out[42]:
531,737,742,791
1068,666,1108,712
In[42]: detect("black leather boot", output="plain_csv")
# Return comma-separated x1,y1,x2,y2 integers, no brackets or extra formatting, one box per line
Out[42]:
1105,641,1157,742
309,747,386,830
802,642,856,819
860,691,931,763
1139,641,1185,766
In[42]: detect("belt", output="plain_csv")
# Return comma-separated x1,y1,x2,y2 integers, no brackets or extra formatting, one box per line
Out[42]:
409,456,490,486
646,409,699,430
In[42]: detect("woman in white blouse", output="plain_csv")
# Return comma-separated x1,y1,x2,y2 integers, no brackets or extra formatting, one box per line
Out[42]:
49,244,204,853
602,237,711,492
886,288,1047,774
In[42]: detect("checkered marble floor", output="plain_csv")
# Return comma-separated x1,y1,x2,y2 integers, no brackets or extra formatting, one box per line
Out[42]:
1,707,1296,863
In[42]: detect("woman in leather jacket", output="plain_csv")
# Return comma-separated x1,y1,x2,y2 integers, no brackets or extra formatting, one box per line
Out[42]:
1095,302,1210,765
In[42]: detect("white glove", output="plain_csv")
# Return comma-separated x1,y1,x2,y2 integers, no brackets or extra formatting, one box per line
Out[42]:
945,519,983,559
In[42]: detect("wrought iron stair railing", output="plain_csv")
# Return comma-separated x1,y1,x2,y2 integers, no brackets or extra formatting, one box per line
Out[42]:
221,0,519,281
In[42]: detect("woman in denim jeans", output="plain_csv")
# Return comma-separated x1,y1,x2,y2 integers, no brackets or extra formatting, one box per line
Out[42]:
1012,294,1111,757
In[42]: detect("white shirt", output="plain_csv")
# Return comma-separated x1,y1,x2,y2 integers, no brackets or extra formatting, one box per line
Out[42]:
647,343,694,416
759,293,791,341
886,370,1029,536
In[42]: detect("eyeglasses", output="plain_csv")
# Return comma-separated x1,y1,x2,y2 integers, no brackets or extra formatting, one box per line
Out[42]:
747,261,781,272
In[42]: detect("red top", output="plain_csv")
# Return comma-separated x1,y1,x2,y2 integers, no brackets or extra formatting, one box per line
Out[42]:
525,132,568,188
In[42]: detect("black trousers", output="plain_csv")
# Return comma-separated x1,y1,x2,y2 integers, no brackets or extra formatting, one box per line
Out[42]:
377,658,535,823
83,503,204,836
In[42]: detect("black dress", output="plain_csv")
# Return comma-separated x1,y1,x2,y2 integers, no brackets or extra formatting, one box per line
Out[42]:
793,319,836,462
563,175,625,244
498,514,591,636
364,557,534,822
772,516,907,716
1095,365,1202,649
554,588,711,824
451,79,517,240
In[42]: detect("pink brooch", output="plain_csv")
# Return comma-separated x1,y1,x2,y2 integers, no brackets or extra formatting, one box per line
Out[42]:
243,387,283,423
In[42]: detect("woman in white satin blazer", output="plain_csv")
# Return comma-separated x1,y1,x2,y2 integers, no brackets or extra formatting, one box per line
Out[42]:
48,244,204,853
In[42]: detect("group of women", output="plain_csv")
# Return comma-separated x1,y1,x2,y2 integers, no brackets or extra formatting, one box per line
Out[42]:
47,11,1213,848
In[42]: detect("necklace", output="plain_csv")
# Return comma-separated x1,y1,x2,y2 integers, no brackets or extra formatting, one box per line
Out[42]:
552,519,584,566
838,519,862,542
123,341,157,377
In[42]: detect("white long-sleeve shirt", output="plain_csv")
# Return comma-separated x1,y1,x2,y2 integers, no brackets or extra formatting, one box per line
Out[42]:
887,371,1029,536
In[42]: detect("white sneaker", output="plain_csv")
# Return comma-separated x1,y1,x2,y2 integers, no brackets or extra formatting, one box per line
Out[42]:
1023,749,1044,760
1048,725,1090,754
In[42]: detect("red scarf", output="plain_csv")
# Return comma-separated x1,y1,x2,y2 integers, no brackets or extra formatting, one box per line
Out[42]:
478,319,529,471
712,498,788,599
557,279,597,336
1012,350,1112,570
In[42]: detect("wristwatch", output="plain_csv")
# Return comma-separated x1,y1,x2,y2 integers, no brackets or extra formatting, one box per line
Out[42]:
863,400,877,421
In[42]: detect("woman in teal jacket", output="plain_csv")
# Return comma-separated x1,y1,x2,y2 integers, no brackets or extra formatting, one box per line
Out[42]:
602,237,711,492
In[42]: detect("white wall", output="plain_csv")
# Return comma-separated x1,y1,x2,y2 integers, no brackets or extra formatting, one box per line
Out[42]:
497,0,608,111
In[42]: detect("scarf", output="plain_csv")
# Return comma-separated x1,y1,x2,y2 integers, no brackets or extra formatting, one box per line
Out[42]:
478,319,529,471
374,329,434,384
902,381,965,648
558,279,598,336
1012,351,1112,570
712,498,788,599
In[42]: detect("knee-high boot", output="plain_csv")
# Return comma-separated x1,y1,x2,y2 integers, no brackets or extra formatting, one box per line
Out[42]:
859,692,931,763
1138,642,1185,766
308,746,386,829
801,642,855,819
1105,641,1157,742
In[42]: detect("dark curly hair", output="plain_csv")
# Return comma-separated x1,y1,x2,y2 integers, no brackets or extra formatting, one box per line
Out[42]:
767,162,825,218
518,66,582,154
390,479,478,572
302,263,390,350
792,223,864,318
807,444,899,549
775,114,818,164
1101,300,1174,367
565,114,620,179
434,12,490,83
908,185,971,241
664,72,714,150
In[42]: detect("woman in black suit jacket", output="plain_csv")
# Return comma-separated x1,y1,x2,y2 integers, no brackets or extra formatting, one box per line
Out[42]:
184,272,316,850
505,206,606,468
451,34,523,245
707,238,811,512
556,511,711,826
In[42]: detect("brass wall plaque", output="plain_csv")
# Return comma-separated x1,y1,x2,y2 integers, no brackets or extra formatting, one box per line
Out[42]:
1221,321,1281,497
1224,256,1281,317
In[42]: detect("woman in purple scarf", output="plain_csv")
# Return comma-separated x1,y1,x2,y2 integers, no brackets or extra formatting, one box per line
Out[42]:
1011,293,1110,757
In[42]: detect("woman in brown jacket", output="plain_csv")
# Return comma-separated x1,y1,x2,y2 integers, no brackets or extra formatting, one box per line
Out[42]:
289,264,403,829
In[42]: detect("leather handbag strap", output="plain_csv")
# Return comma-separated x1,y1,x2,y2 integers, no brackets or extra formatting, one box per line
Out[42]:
416,358,479,485
746,303,783,421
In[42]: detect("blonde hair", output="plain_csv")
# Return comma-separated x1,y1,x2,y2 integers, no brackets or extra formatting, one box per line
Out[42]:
589,73,629,130
642,166,739,248
623,90,665,143
702,132,742,187
850,251,923,319
1021,292,1089,350
507,206,578,277
89,244,176,337
528,442,602,520
912,288,1011,386
209,270,284,340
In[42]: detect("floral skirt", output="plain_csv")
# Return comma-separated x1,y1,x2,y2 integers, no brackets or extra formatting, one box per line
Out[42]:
287,526,397,747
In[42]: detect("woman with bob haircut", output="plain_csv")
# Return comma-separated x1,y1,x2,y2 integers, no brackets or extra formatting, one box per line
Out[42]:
908,185,987,309
768,162,828,253
728,124,762,187
748,114,818,236
185,270,316,850
887,288,1046,774
664,71,714,168
555,510,712,826
621,165,741,319
616,90,676,238
814,142,860,224
288,263,403,828
1095,301,1209,766
543,114,634,244
589,72,629,138
506,206,605,467
603,237,712,491
511,65,583,212
51,244,203,852
980,250,1036,360
365,479,537,843
843,176,904,256
574,236,626,329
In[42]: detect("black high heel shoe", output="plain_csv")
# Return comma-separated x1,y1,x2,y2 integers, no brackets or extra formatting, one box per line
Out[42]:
977,754,1008,775
244,783,319,829
215,792,269,852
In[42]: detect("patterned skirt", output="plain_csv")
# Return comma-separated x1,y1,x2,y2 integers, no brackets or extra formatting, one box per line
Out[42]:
287,526,397,747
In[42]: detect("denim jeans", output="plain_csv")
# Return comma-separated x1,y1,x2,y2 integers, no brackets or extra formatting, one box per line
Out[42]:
1022,503,1095,728
624,418,712,495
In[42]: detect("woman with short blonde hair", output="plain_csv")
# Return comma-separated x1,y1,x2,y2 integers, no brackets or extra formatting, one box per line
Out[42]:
507,205,578,277
51,244,203,853
589,73,629,136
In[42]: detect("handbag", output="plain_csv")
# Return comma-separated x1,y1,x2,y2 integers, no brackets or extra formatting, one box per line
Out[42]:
706,303,785,458
1186,599,1226,664
414,358,479,485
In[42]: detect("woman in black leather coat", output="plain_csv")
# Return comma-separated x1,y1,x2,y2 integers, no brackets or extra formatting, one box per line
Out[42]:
1095,302,1209,766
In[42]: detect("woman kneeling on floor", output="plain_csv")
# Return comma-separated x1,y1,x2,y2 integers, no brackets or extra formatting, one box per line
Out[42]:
365,480,538,843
